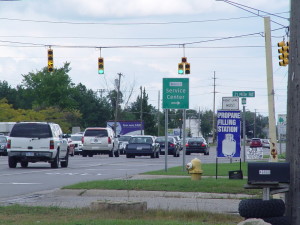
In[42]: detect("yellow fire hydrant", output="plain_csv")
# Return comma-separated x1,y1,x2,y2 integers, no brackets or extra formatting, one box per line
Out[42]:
186,158,203,180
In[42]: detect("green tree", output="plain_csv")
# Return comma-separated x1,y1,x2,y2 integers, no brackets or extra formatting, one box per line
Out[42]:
129,88,157,135
200,110,214,139
21,62,77,110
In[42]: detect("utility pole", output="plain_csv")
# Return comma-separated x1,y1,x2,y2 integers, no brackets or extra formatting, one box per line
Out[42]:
140,86,143,135
157,91,160,136
286,1,300,223
212,71,217,143
254,109,257,138
114,73,122,137
264,17,278,162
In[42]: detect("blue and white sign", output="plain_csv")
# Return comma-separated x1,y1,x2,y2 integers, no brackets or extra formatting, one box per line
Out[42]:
217,110,241,158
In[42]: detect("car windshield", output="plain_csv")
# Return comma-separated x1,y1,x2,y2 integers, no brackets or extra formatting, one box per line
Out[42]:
10,123,52,138
71,136,82,141
84,129,108,137
155,137,173,142
129,137,153,144
119,136,131,141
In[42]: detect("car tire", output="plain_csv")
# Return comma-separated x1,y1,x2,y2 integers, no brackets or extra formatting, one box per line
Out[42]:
238,199,285,219
177,150,180,157
114,150,120,157
8,156,17,168
126,153,130,158
61,152,69,168
21,161,28,168
88,154,93,157
151,152,155,158
156,151,159,158
109,151,114,157
51,151,60,169
262,216,291,225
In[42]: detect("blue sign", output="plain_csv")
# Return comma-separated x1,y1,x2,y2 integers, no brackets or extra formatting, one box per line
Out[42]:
217,110,241,158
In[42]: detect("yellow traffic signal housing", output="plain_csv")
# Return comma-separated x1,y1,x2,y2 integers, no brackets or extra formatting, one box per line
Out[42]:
181,57,187,63
47,49,54,72
98,57,104,74
178,63,184,74
278,41,289,66
185,63,190,74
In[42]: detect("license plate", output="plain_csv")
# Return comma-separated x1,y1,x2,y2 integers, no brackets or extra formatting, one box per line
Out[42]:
160,148,165,151
137,147,143,150
26,152,34,157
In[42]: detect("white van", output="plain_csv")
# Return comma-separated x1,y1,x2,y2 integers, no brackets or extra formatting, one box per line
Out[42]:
7,122,69,168
81,127,118,157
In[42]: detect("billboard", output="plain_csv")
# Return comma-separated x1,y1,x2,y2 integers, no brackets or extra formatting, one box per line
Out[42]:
217,110,241,158
107,121,144,136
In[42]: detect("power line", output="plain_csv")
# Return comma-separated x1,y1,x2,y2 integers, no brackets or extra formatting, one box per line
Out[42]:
0,27,286,49
0,15,283,25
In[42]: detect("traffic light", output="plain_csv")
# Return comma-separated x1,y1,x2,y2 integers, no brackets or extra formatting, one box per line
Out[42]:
181,57,187,63
47,49,53,72
178,63,184,74
98,57,104,74
185,63,190,74
278,41,289,66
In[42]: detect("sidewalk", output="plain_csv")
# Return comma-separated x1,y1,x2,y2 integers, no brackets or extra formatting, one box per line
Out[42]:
0,175,250,214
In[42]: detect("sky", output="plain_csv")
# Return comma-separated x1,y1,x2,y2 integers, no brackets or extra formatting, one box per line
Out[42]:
0,0,290,120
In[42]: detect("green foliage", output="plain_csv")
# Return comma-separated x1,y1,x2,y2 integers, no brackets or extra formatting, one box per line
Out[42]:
0,99,81,133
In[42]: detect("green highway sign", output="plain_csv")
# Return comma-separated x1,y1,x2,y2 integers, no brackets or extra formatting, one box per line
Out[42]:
163,78,189,109
232,91,255,98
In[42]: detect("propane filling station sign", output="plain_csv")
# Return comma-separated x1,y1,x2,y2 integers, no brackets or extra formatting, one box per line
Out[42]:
217,110,241,158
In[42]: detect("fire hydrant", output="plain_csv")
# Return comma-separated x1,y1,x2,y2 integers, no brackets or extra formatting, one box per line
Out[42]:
186,158,203,180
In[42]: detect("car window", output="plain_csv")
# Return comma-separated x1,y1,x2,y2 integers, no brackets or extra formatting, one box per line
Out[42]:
0,136,6,142
84,129,108,137
71,136,82,141
10,123,52,138
119,136,131,141
155,137,173,142
188,137,205,142
129,137,152,144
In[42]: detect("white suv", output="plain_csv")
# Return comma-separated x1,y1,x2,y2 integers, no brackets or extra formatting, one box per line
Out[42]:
7,122,69,168
81,127,118,157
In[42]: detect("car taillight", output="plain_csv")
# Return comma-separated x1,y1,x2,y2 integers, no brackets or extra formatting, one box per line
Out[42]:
7,140,11,149
82,136,84,144
108,137,111,144
170,143,174,147
50,140,54,150
201,143,206,147
185,143,189,147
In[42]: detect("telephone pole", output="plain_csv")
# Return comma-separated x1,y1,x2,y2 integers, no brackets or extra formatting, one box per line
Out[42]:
113,73,122,137
286,1,300,223
140,86,143,135
212,71,217,143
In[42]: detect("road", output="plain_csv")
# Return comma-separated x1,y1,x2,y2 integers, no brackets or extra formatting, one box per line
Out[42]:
0,147,219,199
0,144,285,200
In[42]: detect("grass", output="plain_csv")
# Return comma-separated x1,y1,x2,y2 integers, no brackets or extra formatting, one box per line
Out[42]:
63,177,260,195
63,162,260,195
0,205,243,225
143,162,247,176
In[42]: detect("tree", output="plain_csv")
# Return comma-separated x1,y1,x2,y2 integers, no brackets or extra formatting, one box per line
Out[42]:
129,87,157,135
21,63,77,110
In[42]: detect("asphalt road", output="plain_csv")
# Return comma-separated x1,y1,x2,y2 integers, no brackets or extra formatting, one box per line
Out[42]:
0,144,284,202
0,147,225,199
